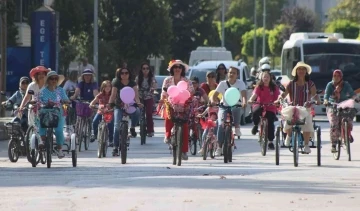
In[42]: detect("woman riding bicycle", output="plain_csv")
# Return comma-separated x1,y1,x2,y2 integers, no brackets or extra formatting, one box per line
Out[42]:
38,71,70,158
108,67,141,156
63,71,78,96
275,62,321,154
323,69,357,153
19,66,50,127
210,66,247,156
136,63,157,137
200,71,217,95
90,80,114,146
248,71,280,150
160,60,194,160
70,69,98,101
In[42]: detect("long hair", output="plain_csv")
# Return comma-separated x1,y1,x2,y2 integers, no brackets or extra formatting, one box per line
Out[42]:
138,63,154,88
293,72,310,82
116,67,133,81
216,63,227,83
69,71,78,82
169,65,185,77
100,80,112,95
257,71,276,92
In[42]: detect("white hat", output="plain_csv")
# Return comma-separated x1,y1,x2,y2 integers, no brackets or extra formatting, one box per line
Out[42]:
261,64,271,71
167,60,189,72
291,62,312,76
259,57,271,67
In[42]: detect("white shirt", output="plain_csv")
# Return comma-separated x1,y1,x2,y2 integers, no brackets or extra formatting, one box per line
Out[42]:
215,79,246,106
63,80,77,92
26,82,44,126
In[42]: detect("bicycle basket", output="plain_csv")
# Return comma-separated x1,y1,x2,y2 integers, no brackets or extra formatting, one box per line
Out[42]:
336,108,358,120
4,122,22,135
76,102,92,117
285,118,306,126
103,112,114,123
39,108,60,128
165,99,192,122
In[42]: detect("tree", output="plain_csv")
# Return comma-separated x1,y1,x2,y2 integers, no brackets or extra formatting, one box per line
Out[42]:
268,24,287,56
278,6,319,43
325,19,360,39
215,17,253,58
168,0,218,61
1,0,18,47
328,0,360,23
241,27,270,57
226,0,287,28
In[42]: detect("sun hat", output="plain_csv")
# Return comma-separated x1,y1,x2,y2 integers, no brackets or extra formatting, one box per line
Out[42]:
29,66,50,79
167,60,189,72
82,69,95,76
333,69,343,78
46,71,65,86
291,61,312,76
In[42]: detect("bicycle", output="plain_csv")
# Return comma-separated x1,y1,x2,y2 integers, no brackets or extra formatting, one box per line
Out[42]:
218,103,241,163
189,103,205,156
165,99,192,166
75,99,93,152
201,117,217,160
92,104,113,158
328,100,358,162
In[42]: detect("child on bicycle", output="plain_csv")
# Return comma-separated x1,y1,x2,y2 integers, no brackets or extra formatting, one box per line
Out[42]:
89,80,114,147
248,71,280,150
197,110,218,155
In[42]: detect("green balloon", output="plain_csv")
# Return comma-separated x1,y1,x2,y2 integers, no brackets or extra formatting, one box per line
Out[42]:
224,87,240,106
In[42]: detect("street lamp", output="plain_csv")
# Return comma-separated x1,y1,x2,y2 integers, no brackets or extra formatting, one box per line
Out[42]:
221,0,225,47
94,0,99,83
262,0,266,57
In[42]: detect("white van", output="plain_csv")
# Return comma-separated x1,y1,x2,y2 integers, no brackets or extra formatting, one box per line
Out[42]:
189,47,233,66
187,60,252,125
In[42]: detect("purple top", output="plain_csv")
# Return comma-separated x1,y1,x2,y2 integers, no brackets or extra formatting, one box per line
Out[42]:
77,81,98,101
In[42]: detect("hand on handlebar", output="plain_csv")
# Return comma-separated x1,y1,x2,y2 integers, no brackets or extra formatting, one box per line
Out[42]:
137,102,144,108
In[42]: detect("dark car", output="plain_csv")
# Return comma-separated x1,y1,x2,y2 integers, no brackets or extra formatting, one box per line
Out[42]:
154,75,167,102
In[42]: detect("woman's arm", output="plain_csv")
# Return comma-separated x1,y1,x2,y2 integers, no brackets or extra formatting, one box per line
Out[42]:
248,93,258,103
241,90,247,107
93,89,99,97
89,95,99,107
133,86,141,104
70,87,80,100
310,84,321,104
108,87,117,104
19,92,31,109
160,78,169,101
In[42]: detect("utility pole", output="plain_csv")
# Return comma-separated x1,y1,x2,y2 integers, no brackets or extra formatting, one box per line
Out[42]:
0,0,7,117
262,0,266,57
94,0,99,84
253,0,257,67
221,0,225,47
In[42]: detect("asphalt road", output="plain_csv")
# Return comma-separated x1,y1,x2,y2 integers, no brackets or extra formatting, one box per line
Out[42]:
0,118,359,211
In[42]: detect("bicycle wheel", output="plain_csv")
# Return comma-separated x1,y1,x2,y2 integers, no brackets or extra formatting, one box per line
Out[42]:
315,126,321,166
261,120,268,156
223,126,231,163
344,122,351,161
333,140,341,160
97,124,104,158
202,139,209,160
190,134,197,156
197,126,203,151
72,150,77,167
25,125,35,162
77,119,83,152
293,130,299,167
40,151,46,164
102,127,108,157
176,124,183,166
209,143,215,159
275,126,280,165
84,119,91,150
229,139,233,163
140,111,146,145
46,130,53,168
120,123,128,164
8,139,19,163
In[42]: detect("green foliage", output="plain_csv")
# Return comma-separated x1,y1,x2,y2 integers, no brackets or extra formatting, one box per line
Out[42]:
268,24,287,56
226,0,287,28
203,21,221,46
5,0,18,47
325,19,360,39
215,17,253,58
328,0,360,23
241,27,270,57
168,0,218,61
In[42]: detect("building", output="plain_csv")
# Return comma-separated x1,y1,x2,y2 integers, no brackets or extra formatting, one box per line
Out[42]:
287,0,340,24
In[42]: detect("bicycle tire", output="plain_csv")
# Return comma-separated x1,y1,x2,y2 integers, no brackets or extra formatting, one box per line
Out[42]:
25,125,35,162
197,126,203,150
103,127,108,157
40,151,46,164
46,129,53,168
261,120,268,156
31,149,37,167
293,130,299,167
344,122,351,161
8,139,19,163
97,124,104,158
120,123,128,164
176,124,183,166
223,126,231,163
72,150,77,167
203,139,209,160
333,140,341,160
84,119,91,150
209,143,215,159
190,134,197,156
316,126,321,166
77,119,83,152
172,145,177,165
275,126,280,165
140,111,146,145
229,140,233,162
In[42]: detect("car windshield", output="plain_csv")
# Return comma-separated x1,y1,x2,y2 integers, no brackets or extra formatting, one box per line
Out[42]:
190,68,216,83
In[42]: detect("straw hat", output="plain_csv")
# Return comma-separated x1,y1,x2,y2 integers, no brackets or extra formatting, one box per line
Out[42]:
291,62,312,76
46,71,65,86
29,66,50,79
167,60,189,72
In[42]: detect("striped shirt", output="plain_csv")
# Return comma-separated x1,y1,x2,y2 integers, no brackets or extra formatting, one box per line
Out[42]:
286,80,314,106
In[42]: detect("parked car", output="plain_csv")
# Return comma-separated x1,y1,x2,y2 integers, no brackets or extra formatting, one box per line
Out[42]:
154,75,167,103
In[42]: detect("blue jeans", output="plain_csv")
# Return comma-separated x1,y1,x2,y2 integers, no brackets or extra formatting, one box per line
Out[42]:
92,113,114,142
113,108,140,147
216,107,241,145
39,117,65,146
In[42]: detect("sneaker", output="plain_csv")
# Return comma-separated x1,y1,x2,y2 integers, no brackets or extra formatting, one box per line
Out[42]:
331,144,337,153
147,132,154,137
198,148,204,156
182,153,188,160
303,145,311,154
215,148,222,156
130,128,137,137
268,142,275,150
251,125,258,135
56,148,65,159
285,136,291,147
164,137,171,144
235,128,241,136
90,134,96,143
112,148,119,156
108,142,114,147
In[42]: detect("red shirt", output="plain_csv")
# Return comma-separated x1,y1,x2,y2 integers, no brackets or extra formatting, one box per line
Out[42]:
253,85,280,113
200,83,218,95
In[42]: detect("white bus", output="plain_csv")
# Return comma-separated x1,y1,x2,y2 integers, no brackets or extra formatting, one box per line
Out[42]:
281,32,360,121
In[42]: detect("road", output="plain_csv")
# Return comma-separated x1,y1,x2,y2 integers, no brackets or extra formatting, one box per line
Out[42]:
0,117,359,211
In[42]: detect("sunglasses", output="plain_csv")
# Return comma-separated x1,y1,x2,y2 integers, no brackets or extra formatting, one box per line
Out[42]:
21,81,29,85
173,65,182,69
121,72,129,75
142,67,149,70
49,77,58,81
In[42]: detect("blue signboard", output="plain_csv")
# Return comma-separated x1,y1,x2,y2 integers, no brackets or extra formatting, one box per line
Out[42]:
31,6,59,72
6,47,31,92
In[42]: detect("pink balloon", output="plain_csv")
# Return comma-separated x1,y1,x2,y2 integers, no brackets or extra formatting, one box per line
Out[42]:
178,90,190,104
167,85,180,98
120,87,135,104
177,81,188,91
126,106,136,114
